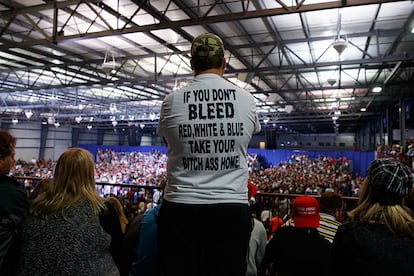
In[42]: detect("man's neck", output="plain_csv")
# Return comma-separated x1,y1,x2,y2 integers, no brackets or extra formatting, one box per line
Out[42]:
194,68,223,77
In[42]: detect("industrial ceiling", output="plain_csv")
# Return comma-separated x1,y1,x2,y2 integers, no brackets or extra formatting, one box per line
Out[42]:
0,0,413,134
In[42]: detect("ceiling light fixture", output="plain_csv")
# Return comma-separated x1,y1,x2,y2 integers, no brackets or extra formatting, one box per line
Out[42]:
149,112,156,121
372,86,382,93
102,50,116,74
327,78,336,86
112,120,118,127
285,105,294,114
54,121,60,128
360,107,367,112
87,125,92,130
333,12,347,55
12,117,18,125
140,124,145,129
25,109,33,119
48,116,55,125
109,103,117,114
333,38,347,55
75,116,82,123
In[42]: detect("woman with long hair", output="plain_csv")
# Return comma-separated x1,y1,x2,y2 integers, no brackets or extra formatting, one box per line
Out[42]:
17,148,119,276
330,158,414,276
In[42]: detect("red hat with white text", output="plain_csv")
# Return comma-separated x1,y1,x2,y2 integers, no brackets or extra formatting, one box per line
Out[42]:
292,196,320,228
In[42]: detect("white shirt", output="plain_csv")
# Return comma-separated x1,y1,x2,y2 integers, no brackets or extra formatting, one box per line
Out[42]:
157,73,261,204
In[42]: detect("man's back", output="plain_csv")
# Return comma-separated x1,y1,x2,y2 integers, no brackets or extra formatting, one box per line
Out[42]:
157,73,260,204
156,33,261,276
265,226,331,276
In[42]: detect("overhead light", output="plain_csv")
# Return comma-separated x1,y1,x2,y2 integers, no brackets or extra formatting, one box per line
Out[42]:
112,120,118,127
49,94,58,103
341,97,355,101
54,121,60,128
87,125,92,130
411,27,414,34
360,107,367,112
12,117,18,125
333,38,347,55
102,50,116,74
327,78,336,86
332,116,339,121
149,112,156,121
25,110,33,119
109,103,117,114
285,105,293,114
372,86,382,93
48,117,55,125
263,116,270,124
41,118,47,125
75,116,82,123
334,110,341,115
140,124,145,129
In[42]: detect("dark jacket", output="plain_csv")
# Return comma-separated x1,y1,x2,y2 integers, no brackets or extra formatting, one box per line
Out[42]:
330,221,414,276
263,226,331,276
99,200,124,271
0,175,29,276
119,213,144,276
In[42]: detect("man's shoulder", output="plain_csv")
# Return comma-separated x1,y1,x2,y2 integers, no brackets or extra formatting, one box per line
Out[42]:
320,212,341,225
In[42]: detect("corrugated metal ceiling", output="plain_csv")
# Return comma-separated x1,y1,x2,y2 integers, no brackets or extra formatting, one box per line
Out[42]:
0,0,413,134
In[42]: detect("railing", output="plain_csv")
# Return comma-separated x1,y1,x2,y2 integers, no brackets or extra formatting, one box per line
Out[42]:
14,176,162,198
15,176,359,219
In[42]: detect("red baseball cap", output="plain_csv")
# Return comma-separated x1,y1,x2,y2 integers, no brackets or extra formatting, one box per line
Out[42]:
292,196,320,228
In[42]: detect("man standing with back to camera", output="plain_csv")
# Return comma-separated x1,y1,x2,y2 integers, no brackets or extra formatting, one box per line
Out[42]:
157,33,261,276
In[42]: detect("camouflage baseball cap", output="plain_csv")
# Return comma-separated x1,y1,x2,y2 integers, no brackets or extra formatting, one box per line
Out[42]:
191,33,225,58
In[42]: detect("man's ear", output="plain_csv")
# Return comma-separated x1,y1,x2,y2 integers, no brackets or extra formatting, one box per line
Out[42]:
220,58,226,76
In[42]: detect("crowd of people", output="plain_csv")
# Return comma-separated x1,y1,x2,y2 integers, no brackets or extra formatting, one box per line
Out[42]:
1,31,414,276
376,138,414,170
10,149,361,221
12,150,357,196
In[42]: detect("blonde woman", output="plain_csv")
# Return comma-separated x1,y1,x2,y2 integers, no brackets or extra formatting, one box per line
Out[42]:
17,148,119,276
330,158,414,276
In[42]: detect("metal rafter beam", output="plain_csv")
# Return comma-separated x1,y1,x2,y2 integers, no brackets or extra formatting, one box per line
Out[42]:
0,0,403,50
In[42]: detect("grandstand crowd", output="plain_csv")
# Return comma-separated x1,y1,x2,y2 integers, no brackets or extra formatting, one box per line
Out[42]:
10,149,361,219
